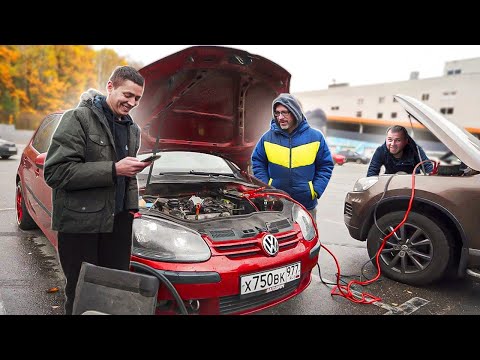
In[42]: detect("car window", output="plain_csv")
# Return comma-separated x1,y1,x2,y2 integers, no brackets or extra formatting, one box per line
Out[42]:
32,114,62,153
140,151,234,174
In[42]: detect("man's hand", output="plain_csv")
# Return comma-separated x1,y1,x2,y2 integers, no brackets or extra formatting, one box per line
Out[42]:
115,157,151,177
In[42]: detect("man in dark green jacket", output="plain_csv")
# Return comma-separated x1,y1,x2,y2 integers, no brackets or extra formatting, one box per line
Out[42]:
44,66,151,315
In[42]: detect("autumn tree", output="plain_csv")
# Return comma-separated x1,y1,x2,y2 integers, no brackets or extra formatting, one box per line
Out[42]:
95,48,129,91
0,45,134,129
0,46,27,124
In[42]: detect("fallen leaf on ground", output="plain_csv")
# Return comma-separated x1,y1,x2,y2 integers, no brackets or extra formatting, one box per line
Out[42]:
52,306,60,309
46,287,59,293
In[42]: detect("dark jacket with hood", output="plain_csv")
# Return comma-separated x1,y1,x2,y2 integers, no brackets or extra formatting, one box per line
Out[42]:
44,89,141,233
366,136,433,177
251,93,334,210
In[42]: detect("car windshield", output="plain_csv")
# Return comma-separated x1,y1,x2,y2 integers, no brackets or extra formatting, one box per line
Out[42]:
140,151,234,175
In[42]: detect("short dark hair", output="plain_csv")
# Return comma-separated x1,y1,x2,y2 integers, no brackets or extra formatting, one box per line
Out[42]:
387,125,408,139
109,66,144,88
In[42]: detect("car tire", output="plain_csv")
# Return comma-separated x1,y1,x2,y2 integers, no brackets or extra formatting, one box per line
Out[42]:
356,159,362,164
16,182,38,230
1,156,10,159
367,211,451,286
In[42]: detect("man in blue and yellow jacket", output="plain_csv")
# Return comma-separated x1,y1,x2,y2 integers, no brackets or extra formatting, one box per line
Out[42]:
251,93,334,221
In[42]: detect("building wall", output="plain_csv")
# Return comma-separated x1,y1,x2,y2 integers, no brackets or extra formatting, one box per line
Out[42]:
294,58,480,130
444,57,480,75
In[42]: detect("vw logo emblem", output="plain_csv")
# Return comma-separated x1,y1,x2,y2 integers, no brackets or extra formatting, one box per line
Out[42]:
262,234,279,256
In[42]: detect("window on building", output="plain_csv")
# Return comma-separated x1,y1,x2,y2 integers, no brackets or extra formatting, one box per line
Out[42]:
447,69,461,75
377,113,383,119
391,112,397,119
440,107,454,115
331,106,339,111
442,90,457,98
421,93,430,101
379,97,385,104
357,98,364,105
356,111,362,118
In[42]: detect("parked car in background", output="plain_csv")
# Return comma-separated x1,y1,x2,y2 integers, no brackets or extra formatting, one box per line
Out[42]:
337,149,370,164
332,153,346,166
15,46,321,315
344,94,480,286
0,138,17,159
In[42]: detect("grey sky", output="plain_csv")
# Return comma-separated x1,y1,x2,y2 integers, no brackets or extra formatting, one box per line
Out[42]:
93,45,480,93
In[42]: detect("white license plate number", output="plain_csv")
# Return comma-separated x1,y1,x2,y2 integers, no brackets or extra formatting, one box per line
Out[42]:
8,147,16,151
240,262,301,296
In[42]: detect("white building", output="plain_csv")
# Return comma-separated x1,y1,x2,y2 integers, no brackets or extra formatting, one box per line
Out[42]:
294,57,480,155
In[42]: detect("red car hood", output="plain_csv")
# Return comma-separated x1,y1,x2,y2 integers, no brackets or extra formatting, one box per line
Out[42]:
132,46,291,170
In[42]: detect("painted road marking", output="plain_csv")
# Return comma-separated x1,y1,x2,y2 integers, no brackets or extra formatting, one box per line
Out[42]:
0,208,14,212
313,274,430,314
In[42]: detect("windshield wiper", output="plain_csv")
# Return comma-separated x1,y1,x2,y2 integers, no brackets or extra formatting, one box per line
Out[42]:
189,170,235,177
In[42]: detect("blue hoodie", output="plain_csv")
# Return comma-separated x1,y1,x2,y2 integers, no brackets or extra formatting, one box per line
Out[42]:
251,94,334,210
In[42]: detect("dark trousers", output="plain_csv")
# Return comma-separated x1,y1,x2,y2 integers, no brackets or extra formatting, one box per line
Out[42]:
57,211,133,315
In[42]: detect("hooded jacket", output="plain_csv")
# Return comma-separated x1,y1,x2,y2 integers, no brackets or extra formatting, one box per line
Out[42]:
44,89,141,233
367,136,433,177
251,94,334,210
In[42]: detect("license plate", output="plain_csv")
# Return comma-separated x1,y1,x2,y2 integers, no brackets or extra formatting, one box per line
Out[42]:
240,262,301,296
8,147,16,152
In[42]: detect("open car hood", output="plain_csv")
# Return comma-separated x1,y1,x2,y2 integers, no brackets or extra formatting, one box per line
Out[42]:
395,94,480,171
132,46,291,171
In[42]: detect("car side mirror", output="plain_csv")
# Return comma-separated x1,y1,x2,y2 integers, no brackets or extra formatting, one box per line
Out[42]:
35,153,47,169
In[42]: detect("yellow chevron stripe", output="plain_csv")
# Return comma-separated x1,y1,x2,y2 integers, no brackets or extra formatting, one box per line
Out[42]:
264,142,290,168
268,178,273,185
265,141,320,169
308,181,317,200
292,142,320,168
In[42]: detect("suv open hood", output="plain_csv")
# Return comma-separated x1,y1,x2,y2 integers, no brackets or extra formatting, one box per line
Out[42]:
395,94,480,171
132,46,291,170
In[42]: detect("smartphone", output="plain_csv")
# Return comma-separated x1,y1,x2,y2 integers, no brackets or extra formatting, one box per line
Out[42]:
141,155,162,163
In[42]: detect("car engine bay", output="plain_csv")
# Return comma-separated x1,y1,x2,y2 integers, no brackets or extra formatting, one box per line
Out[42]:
140,182,285,221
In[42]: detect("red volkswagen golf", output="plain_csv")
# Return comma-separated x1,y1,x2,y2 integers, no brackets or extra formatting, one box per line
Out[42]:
15,46,320,315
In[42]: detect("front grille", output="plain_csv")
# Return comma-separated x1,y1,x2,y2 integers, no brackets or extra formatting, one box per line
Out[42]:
344,202,353,217
219,279,300,314
211,230,301,258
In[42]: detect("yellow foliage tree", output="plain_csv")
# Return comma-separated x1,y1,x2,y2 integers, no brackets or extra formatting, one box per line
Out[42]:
1,45,132,129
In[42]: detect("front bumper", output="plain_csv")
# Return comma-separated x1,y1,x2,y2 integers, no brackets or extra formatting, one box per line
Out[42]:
131,239,319,315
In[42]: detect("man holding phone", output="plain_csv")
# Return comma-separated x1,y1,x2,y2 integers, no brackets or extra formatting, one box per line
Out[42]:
141,154,161,162
44,66,151,315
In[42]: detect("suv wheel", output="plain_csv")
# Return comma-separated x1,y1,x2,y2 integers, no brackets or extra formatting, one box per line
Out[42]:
367,211,451,286
16,182,38,230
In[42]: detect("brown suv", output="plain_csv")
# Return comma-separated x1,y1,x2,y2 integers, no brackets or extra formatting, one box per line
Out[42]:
344,94,480,286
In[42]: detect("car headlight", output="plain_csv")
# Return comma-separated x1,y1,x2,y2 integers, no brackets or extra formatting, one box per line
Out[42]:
292,204,316,241
353,177,378,192
132,217,211,262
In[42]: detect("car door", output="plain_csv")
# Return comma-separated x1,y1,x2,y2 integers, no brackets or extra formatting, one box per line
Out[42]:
27,113,62,236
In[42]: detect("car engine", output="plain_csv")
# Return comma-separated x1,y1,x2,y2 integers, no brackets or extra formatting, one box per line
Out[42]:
140,186,284,221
